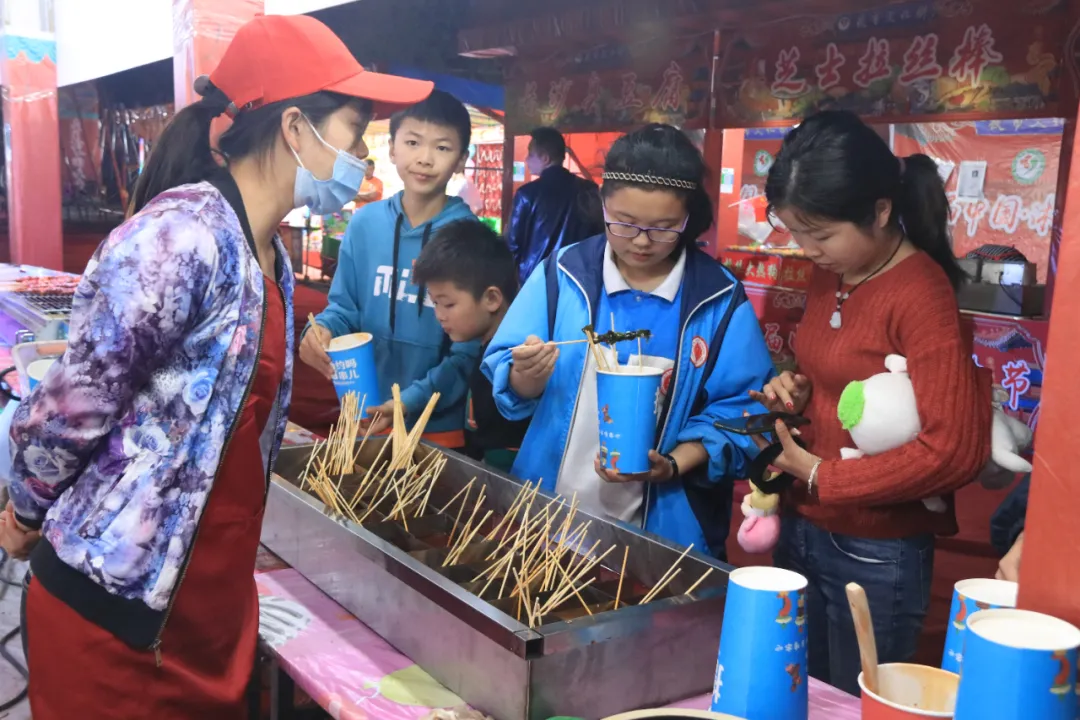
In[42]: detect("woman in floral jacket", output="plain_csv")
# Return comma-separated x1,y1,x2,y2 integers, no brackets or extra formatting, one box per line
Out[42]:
0,15,431,719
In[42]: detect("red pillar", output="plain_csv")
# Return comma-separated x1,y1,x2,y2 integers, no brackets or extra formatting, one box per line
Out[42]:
1017,115,1080,628
701,128,726,257
714,129,745,252
173,0,265,111
1,5,63,270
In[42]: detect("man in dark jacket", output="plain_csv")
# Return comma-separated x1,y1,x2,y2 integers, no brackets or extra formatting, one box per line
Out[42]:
508,127,602,284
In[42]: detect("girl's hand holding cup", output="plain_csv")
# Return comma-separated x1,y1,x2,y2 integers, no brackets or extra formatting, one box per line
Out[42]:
510,336,558,399
750,371,812,414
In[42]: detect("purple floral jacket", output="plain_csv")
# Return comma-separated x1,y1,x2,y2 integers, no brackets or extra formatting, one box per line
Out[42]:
8,182,295,612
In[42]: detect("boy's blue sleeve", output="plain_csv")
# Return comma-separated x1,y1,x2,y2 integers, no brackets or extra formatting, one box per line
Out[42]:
481,265,550,421
399,339,480,418
676,299,774,483
315,217,364,338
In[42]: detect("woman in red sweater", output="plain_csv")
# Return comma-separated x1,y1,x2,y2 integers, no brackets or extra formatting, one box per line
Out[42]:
753,110,991,695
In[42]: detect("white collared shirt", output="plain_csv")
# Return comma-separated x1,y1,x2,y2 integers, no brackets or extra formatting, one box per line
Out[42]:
554,243,686,526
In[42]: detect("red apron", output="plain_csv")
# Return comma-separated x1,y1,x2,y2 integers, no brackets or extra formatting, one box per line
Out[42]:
26,275,286,719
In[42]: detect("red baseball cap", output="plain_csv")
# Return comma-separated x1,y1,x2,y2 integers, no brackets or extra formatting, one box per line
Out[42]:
209,14,433,119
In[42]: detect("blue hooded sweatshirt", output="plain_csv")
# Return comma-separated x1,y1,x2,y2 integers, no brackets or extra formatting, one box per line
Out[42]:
315,192,479,435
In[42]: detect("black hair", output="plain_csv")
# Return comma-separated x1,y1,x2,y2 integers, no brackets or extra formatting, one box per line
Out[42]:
529,127,566,164
413,219,518,304
765,110,964,290
600,123,714,250
389,89,471,156
130,80,372,215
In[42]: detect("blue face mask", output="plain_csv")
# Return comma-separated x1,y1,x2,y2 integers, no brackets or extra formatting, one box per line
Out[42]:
291,118,367,215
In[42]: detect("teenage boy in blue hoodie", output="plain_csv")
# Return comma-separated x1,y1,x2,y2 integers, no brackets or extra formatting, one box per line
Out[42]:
301,90,478,446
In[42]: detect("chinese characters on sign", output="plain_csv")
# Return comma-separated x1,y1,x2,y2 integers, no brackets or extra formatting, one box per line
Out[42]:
507,36,711,133
1000,360,1032,412
719,2,1064,124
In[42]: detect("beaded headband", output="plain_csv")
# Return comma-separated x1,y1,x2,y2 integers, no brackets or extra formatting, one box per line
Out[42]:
601,171,698,191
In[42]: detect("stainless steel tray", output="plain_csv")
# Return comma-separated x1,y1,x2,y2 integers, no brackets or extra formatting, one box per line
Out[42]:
261,441,732,720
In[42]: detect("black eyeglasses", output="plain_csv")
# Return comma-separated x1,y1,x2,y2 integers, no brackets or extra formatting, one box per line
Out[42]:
603,205,690,244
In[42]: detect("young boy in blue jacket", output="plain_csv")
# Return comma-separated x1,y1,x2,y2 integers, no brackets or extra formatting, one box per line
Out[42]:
301,91,478,446
483,125,774,559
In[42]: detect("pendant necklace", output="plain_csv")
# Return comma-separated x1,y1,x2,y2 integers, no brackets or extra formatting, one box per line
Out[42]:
830,240,903,330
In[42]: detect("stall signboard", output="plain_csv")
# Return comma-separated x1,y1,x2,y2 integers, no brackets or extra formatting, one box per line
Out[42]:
717,0,1069,126
505,34,713,134
719,248,815,291
968,313,1046,429
743,285,806,372
893,119,1063,283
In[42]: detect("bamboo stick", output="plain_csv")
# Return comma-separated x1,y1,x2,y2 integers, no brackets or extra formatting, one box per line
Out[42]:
437,478,476,516
640,568,682,605
447,484,473,548
511,338,592,350
615,547,629,610
640,544,695,605
445,510,493,566
683,568,715,598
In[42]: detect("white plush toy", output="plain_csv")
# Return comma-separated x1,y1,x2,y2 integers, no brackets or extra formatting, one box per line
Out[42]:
837,355,945,512
836,354,1033,512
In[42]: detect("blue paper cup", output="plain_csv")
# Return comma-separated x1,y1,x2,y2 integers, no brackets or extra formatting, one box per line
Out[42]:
711,566,809,720
596,366,664,475
955,608,1080,720
942,578,1017,674
26,358,56,392
327,333,380,407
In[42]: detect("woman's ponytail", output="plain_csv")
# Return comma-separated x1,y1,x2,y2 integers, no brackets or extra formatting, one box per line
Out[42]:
128,82,230,216
898,153,966,291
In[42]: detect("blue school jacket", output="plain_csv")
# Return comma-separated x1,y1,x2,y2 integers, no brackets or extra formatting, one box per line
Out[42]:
483,235,774,558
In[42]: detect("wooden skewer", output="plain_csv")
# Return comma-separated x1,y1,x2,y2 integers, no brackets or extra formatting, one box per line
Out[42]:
447,484,473,548
637,336,644,370
553,555,594,616
540,576,597,618
584,326,608,372
511,337,596,351
308,313,328,349
609,312,619,371
615,546,629,610
437,478,476,516
683,568,715,598
640,568,682,605
446,510,493,566
484,483,531,541
642,544,695,602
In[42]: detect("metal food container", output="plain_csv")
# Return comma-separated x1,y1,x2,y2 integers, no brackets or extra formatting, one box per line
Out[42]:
261,440,732,720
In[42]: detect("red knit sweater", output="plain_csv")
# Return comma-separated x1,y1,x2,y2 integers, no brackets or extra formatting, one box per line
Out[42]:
785,252,991,538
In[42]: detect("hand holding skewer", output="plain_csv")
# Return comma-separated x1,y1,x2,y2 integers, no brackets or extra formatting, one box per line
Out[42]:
509,336,558,399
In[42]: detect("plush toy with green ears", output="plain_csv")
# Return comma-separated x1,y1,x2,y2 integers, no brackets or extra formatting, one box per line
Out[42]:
838,354,947,513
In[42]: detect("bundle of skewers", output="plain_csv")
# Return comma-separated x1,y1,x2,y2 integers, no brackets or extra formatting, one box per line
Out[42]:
297,388,715,629
437,480,715,628
299,386,449,530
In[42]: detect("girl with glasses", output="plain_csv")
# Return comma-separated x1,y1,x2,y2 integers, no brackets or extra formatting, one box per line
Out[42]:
482,124,775,558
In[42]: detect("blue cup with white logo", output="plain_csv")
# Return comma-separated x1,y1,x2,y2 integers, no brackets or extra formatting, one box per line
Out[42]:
711,566,809,720
955,608,1080,720
327,332,381,409
596,366,663,475
942,578,1017,674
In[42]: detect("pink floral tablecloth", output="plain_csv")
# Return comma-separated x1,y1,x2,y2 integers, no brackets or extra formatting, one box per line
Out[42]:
256,564,860,720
